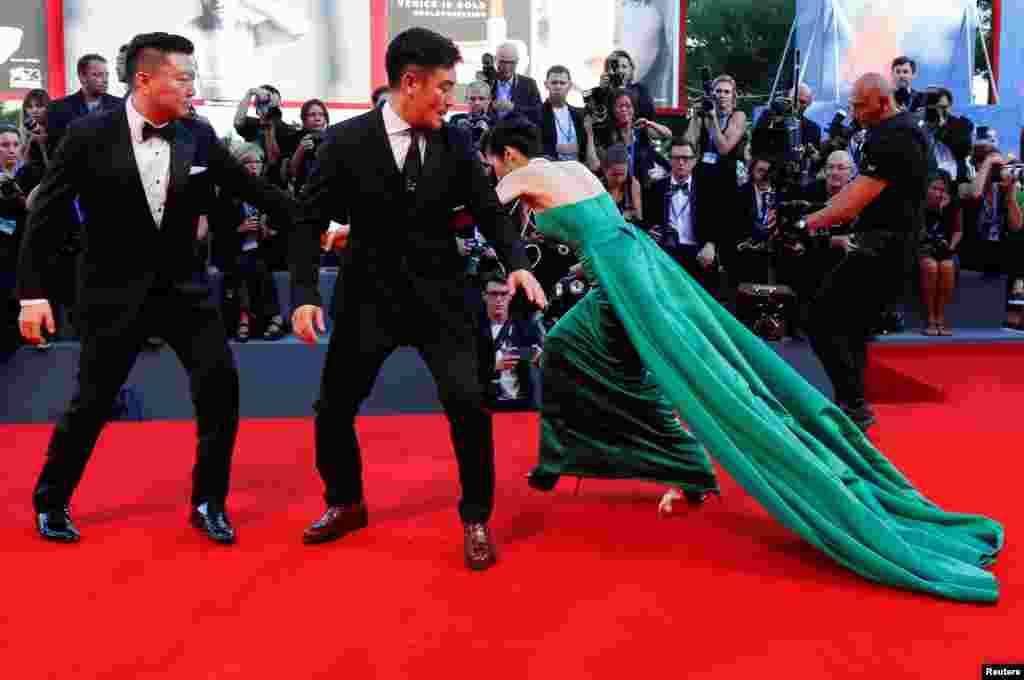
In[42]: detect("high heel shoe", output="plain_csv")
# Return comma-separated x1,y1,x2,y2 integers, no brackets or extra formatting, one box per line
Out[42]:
526,468,559,491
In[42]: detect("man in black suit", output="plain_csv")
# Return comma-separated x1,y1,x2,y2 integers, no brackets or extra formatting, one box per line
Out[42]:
45,54,123,155
539,65,595,170
643,139,722,295
490,42,542,126
17,33,297,545
290,27,546,570
478,272,542,412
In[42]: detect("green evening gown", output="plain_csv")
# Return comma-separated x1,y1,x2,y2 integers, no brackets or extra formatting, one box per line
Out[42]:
533,192,1003,604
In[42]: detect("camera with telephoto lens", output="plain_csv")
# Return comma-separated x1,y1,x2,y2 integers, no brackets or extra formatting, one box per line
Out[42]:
306,130,325,154
997,163,1024,184
0,174,23,200
542,269,592,331
456,112,491,151
699,66,715,114
464,237,496,278
479,53,498,87
254,89,281,120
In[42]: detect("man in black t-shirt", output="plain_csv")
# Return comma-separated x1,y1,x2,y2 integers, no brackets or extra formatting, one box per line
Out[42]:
797,73,929,432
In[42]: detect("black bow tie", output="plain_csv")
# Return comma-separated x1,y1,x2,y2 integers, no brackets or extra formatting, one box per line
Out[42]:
670,182,690,194
142,122,175,144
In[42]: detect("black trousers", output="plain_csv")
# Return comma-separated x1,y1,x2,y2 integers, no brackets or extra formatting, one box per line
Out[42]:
804,244,898,407
666,244,720,297
314,294,495,523
33,290,240,512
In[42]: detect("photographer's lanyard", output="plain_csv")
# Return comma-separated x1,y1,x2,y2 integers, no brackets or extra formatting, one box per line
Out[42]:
703,112,731,164
982,186,1002,241
553,108,577,160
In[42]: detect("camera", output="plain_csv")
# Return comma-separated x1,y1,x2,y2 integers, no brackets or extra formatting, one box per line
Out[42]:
306,130,325,153
24,113,42,135
699,66,715,114
542,270,592,331
0,174,23,200
479,53,498,86
456,112,491,150
997,163,1024,184
922,90,945,127
464,237,496,277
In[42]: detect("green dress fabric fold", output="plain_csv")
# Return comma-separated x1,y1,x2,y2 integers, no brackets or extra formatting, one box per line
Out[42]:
534,193,1003,603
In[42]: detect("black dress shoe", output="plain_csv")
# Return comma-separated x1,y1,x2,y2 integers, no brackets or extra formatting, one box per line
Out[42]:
189,502,236,544
302,503,369,545
463,522,497,571
526,468,559,491
36,506,80,543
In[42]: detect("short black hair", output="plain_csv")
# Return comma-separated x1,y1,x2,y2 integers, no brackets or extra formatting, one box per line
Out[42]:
546,65,571,81
76,54,107,76
300,98,329,126
483,270,508,290
928,85,954,105
670,137,695,155
385,27,461,88
125,33,195,83
484,116,541,159
891,56,916,73
371,85,390,106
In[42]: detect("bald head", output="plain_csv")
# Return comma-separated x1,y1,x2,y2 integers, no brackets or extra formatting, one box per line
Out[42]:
850,73,896,127
790,83,814,113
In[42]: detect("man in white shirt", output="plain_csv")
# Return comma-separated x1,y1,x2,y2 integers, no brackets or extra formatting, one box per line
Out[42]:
539,65,598,171
17,32,296,545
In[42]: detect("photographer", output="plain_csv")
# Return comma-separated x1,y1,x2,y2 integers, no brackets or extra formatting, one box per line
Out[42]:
602,89,672,187
920,86,972,183
450,81,495,160
957,129,1024,328
918,171,963,336
891,56,926,112
490,43,542,125
1,125,29,356
601,50,657,122
478,271,542,412
796,74,930,432
685,74,748,189
234,84,300,189
18,89,50,172
284,98,329,194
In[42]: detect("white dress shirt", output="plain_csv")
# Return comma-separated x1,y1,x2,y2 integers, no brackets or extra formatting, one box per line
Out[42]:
668,177,697,246
21,96,172,307
381,100,426,171
125,94,172,229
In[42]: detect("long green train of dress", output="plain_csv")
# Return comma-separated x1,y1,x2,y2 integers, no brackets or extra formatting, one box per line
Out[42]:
533,192,1004,604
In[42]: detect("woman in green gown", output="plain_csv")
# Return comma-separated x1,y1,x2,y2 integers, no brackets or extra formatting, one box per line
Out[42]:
484,119,1003,603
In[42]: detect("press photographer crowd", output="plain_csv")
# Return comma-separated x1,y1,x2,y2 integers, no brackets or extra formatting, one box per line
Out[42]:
3,40,1024,424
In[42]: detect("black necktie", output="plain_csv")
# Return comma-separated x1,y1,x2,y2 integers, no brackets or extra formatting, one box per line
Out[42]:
403,129,422,194
142,122,175,144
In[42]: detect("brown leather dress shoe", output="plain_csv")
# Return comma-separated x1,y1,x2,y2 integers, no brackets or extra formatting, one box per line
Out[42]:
463,522,497,571
303,503,368,544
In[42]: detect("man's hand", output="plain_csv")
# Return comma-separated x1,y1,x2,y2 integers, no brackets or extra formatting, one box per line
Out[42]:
697,243,716,269
300,135,316,153
648,225,664,244
292,304,326,344
19,302,56,345
506,269,547,309
321,225,350,252
492,100,514,114
783,240,806,256
830,235,859,253
496,354,518,372
238,215,262,233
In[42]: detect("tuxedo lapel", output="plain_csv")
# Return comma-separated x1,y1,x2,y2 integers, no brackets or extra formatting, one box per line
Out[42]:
167,119,196,217
112,107,159,231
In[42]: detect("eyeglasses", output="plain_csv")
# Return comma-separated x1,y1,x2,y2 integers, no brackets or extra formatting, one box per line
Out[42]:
485,291,512,299
671,155,697,162
497,59,518,66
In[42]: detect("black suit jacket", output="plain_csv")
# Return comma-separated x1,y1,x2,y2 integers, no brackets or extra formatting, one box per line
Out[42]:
493,75,543,126
45,91,123,155
540,102,590,162
477,312,541,406
643,164,719,249
290,108,530,324
17,106,297,338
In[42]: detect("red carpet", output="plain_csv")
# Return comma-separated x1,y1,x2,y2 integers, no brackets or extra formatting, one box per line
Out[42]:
2,346,1021,679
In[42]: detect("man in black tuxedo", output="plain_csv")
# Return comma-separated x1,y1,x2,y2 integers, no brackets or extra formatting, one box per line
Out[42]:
45,54,123,156
643,139,722,295
290,27,546,570
17,33,296,545
490,42,543,126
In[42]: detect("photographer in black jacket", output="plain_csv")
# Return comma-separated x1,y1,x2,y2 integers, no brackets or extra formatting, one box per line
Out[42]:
795,74,929,432
920,86,973,183
1,125,29,357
